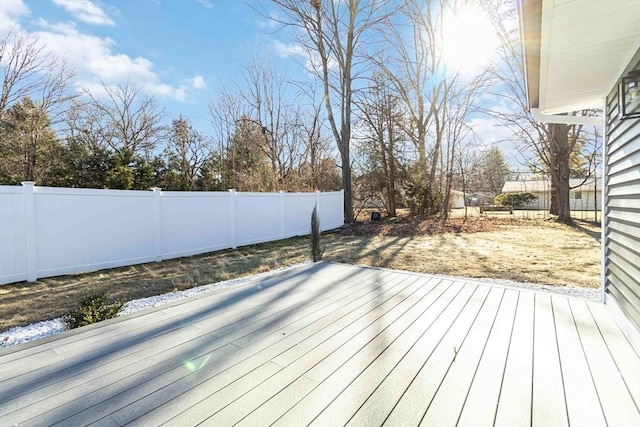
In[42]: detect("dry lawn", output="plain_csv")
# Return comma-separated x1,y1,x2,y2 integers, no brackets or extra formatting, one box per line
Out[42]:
0,215,601,332
328,218,600,287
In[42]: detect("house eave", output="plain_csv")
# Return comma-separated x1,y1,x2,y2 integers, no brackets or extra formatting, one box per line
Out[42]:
519,0,640,116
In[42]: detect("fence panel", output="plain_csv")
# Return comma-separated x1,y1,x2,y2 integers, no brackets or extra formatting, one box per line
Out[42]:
283,193,319,238
33,187,156,279
0,185,343,285
0,187,27,284
319,191,345,231
236,193,282,246
160,192,233,259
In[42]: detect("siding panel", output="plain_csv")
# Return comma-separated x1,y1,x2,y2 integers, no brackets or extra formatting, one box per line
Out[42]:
604,48,640,348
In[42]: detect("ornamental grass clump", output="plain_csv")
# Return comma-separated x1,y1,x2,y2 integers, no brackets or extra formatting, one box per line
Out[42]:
310,205,324,262
62,290,125,329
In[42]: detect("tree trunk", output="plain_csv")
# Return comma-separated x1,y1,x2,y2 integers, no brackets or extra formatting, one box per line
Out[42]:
387,136,397,217
341,152,353,223
549,123,572,223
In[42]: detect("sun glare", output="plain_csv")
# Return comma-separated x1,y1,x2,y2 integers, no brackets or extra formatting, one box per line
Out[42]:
440,5,499,73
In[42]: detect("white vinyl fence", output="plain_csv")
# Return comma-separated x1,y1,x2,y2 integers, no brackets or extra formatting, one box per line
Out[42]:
0,183,344,285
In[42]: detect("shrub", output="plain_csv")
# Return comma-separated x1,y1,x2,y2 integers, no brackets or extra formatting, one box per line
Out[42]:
494,192,536,208
310,205,324,262
62,291,125,329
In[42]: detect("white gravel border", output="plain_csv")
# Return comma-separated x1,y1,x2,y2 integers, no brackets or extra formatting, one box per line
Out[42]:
433,274,601,301
0,261,599,349
0,262,312,349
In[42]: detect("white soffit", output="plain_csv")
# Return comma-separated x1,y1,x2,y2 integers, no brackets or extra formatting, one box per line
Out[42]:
538,0,640,114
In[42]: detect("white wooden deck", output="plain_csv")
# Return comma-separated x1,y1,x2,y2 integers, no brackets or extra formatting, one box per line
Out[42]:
0,262,638,426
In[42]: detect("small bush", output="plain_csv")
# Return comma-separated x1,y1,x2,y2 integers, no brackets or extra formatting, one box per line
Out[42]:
310,205,324,262
494,192,536,208
62,291,125,329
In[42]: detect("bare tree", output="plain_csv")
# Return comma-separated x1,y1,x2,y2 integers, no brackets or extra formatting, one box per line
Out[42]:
61,99,108,152
84,82,164,160
238,56,304,191
369,0,492,217
0,30,77,181
164,116,211,190
208,89,247,190
355,70,407,216
263,0,396,223
1,30,47,119
374,0,455,215
439,75,488,220
485,0,599,222
298,91,329,191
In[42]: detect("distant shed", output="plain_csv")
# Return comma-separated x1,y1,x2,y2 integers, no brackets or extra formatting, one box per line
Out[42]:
501,178,601,211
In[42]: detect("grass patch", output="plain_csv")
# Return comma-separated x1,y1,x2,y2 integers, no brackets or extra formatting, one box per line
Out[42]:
0,216,601,331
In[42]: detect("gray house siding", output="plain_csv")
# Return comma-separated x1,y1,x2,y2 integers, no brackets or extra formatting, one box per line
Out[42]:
604,48,640,345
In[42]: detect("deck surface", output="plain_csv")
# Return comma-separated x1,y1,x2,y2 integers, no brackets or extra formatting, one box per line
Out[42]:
1,262,638,426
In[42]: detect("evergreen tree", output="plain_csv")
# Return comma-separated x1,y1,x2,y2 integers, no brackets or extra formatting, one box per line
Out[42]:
0,97,62,184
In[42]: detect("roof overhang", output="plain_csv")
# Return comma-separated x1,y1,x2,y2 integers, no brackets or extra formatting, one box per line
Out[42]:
519,0,640,115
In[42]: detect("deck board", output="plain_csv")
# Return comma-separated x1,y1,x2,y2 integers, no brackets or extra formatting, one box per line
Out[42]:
301,280,459,427
570,299,640,426
456,289,519,427
1,262,638,427
130,271,423,426
183,275,436,426
0,263,356,384
30,268,398,426
1,265,381,423
587,302,640,410
494,291,535,427
381,284,490,427
553,297,607,426
232,279,449,426
532,293,569,427
419,286,505,426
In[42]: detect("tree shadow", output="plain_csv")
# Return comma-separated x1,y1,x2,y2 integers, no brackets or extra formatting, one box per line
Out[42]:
0,263,398,426
568,221,601,243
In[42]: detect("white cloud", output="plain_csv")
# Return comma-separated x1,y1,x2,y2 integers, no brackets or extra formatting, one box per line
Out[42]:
0,0,30,33
33,20,187,101
272,40,306,58
258,11,282,29
52,0,114,26
195,0,214,9
272,40,337,75
192,75,207,89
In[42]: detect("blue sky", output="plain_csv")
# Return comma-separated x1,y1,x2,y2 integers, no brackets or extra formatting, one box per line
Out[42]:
0,0,304,129
1,0,528,166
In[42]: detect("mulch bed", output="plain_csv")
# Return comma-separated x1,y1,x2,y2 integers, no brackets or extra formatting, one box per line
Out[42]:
337,215,527,237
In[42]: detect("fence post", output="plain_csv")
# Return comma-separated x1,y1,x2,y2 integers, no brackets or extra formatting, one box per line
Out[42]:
229,189,237,249
152,187,163,262
316,190,321,231
22,182,37,282
280,190,286,239
340,189,345,225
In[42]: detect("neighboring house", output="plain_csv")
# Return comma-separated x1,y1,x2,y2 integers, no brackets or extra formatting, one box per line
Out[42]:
449,190,465,209
519,0,639,352
501,178,602,211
